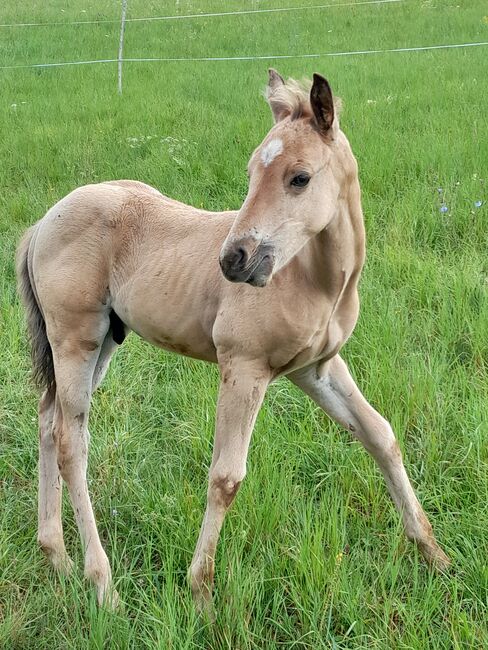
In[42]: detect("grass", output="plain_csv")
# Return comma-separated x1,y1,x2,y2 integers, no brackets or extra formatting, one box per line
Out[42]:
0,0,487,647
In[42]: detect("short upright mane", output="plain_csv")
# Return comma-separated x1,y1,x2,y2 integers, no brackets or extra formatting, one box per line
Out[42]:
265,77,342,122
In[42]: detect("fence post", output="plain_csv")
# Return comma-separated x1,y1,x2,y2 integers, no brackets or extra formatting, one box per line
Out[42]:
118,0,128,94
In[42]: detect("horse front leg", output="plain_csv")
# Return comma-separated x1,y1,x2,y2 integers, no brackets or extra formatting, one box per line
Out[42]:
288,354,450,570
189,354,271,618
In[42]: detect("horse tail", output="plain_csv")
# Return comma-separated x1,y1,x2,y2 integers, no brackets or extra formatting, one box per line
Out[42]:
16,226,56,392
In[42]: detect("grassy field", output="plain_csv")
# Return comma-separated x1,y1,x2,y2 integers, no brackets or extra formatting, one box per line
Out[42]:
1,0,487,647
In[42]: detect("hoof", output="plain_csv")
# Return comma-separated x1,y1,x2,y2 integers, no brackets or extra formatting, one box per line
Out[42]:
193,592,216,623
97,584,120,611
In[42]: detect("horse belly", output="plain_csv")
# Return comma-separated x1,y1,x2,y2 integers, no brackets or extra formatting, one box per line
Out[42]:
112,276,219,363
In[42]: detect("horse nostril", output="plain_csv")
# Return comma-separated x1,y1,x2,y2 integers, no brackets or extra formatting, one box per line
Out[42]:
235,247,247,269
219,242,250,280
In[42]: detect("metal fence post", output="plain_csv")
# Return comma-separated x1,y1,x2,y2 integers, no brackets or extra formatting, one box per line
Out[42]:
118,0,128,94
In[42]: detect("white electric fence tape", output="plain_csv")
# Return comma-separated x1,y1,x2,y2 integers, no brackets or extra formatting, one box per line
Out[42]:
0,41,487,71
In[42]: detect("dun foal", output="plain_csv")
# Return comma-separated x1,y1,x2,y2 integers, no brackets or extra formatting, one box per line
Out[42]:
17,70,449,615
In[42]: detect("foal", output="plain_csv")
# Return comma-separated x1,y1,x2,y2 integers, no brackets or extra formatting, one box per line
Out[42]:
17,70,449,615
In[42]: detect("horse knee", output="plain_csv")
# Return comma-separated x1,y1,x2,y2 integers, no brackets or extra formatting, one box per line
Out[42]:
209,467,245,509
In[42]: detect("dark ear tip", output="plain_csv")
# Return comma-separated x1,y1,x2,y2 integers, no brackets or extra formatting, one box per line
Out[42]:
312,73,331,89
310,74,334,132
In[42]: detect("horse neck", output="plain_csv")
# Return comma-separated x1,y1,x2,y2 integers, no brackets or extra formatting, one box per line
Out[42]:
299,179,366,297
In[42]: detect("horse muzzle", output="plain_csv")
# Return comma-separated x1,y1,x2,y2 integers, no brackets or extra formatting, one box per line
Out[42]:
219,238,275,287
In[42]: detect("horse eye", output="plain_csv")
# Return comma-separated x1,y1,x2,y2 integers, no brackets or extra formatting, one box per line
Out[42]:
290,173,310,188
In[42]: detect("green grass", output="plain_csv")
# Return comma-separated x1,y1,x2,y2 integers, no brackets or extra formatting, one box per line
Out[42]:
1,0,487,647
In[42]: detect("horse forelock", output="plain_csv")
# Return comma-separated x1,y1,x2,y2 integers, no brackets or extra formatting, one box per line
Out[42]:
265,77,342,123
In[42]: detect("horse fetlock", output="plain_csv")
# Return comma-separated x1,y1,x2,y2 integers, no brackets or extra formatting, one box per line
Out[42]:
84,550,112,587
403,506,434,542
38,534,73,574
190,554,214,589
403,509,450,571
38,524,63,552
189,560,215,618
417,537,451,572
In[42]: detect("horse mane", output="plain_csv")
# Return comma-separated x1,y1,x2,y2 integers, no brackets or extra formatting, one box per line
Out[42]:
264,76,342,122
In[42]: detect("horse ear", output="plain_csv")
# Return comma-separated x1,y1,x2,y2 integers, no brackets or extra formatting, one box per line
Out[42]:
266,68,290,123
310,73,334,134
268,68,285,91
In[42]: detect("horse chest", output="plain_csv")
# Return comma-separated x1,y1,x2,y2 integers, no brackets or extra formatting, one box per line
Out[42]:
265,303,338,373
263,282,359,375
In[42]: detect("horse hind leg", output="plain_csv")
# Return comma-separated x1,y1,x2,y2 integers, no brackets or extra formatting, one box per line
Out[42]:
38,311,124,577
38,388,73,574
289,355,450,570
50,313,119,607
